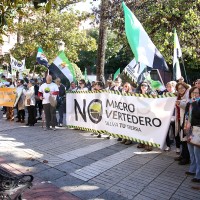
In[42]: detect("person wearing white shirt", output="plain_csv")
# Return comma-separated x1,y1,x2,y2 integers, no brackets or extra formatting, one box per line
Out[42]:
38,75,59,131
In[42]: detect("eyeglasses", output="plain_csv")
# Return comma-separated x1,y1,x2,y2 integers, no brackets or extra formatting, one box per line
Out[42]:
141,84,148,87
191,92,199,95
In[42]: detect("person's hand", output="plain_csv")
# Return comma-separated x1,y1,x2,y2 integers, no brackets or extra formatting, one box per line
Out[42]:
39,96,44,100
176,100,180,106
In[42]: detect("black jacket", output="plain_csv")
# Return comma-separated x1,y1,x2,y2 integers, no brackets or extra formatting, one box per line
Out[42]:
185,100,200,126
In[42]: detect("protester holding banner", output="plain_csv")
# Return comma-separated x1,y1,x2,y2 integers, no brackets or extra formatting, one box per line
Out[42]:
55,78,66,127
136,81,156,151
5,78,15,121
38,75,59,131
121,82,133,145
163,81,178,151
24,80,36,126
174,82,190,165
68,82,77,92
76,79,88,91
93,81,106,138
110,77,123,141
184,86,200,182
110,77,123,92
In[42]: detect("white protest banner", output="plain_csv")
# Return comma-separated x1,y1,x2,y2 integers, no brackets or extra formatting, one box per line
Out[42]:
123,59,151,83
10,55,25,73
66,91,177,149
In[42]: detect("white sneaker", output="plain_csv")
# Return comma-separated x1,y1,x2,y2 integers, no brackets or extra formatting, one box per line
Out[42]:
164,147,170,151
59,123,63,127
176,148,180,154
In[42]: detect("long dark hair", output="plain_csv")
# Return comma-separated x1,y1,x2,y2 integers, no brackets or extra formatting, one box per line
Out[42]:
136,81,153,94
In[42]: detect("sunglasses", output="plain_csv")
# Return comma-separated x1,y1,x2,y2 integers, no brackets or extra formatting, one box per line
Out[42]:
79,82,83,85
141,84,148,87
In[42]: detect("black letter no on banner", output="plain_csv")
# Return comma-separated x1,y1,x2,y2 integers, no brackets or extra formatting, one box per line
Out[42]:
74,99,87,122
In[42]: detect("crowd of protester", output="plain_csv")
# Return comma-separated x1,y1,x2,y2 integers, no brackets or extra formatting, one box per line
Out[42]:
0,74,200,183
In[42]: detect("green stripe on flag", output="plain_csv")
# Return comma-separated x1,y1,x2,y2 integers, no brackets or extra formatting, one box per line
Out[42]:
59,51,76,82
122,2,140,62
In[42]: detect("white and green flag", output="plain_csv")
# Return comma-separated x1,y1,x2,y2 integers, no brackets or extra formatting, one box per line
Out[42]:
49,51,75,84
173,29,182,81
122,2,168,70
36,47,48,67
113,68,120,81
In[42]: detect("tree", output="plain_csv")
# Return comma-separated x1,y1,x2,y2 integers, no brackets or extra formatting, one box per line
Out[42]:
92,0,200,81
0,7,97,77
0,0,84,43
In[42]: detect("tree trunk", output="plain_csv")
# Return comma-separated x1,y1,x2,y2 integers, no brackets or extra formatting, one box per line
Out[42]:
96,0,108,82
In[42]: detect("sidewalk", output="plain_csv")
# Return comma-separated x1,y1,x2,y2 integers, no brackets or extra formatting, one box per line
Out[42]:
0,115,200,200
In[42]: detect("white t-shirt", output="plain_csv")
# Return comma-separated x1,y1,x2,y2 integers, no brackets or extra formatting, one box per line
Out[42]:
39,82,59,104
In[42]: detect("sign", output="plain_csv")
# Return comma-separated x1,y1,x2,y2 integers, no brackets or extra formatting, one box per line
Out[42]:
66,91,177,149
0,88,17,107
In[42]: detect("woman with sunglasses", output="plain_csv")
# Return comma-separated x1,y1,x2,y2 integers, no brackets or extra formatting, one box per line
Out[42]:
136,81,156,151
184,86,200,183
174,82,190,165
77,79,88,91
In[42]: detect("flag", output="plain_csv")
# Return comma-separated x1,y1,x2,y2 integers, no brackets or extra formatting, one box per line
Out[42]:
49,51,75,85
36,47,48,67
84,68,88,83
122,2,168,70
146,75,164,91
113,68,120,81
10,55,25,73
173,29,182,81
123,58,151,84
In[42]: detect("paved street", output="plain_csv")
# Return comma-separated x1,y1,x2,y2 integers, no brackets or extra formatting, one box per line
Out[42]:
0,112,200,200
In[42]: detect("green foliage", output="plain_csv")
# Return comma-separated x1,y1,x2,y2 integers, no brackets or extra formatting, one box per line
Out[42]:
1,8,97,77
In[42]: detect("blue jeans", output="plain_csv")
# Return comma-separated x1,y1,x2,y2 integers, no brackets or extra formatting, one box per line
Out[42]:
58,103,64,124
187,143,200,179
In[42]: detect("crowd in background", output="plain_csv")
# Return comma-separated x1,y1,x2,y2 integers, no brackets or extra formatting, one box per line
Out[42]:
0,74,200,183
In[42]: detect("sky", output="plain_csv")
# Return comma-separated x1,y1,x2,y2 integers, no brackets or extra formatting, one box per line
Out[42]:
73,0,100,29
74,0,100,13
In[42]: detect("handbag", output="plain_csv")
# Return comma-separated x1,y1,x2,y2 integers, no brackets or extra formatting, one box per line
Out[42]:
49,95,57,107
27,99,31,106
188,126,200,147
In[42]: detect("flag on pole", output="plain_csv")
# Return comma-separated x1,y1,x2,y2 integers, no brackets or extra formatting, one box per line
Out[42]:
10,55,25,73
173,29,182,81
113,68,120,81
123,58,151,84
36,47,49,67
122,2,168,70
84,68,88,83
49,51,75,85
